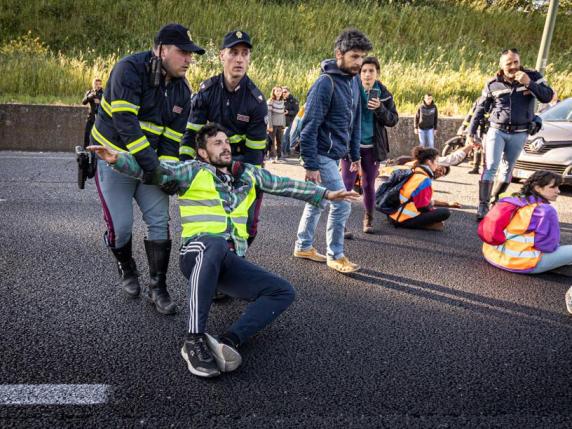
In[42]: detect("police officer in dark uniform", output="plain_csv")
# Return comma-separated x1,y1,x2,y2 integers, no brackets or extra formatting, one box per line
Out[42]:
90,23,205,314
180,30,268,242
468,48,554,220
81,78,103,148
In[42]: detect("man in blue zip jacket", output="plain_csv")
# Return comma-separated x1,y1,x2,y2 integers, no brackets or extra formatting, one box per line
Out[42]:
293,29,372,273
90,23,205,314
467,48,554,220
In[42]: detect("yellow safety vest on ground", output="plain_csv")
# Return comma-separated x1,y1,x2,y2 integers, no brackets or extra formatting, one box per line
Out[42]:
482,203,541,271
389,167,431,223
178,169,257,239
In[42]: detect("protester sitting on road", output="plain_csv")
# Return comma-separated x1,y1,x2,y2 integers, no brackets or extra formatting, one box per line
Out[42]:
387,146,451,231
88,123,359,378
341,56,398,235
478,171,572,314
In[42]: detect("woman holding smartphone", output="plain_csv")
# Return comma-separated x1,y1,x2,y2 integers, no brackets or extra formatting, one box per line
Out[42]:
341,56,399,235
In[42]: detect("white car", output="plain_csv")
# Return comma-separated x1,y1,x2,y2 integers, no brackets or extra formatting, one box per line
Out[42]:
513,97,572,185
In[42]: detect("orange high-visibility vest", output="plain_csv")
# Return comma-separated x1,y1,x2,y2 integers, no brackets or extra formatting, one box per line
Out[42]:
389,167,431,223
482,203,541,271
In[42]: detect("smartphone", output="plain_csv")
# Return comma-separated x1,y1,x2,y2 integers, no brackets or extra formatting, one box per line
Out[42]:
368,88,381,101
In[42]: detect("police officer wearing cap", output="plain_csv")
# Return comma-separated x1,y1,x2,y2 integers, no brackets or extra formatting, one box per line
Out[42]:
180,30,268,243
468,48,554,221
90,23,205,314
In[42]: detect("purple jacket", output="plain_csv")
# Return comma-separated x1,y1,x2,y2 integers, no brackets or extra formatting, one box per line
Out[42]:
500,195,560,254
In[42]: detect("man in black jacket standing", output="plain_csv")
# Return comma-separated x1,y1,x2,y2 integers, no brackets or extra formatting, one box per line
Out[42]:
467,48,554,220
281,86,299,157
81,78,103,148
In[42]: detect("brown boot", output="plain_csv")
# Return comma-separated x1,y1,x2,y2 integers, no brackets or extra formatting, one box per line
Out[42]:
363,212,374,234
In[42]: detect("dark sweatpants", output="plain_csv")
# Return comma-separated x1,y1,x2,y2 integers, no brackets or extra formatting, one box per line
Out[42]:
396,208,451,229
179,236,295,345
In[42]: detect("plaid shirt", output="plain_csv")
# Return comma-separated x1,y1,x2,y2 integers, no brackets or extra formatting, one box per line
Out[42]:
113,154,327,256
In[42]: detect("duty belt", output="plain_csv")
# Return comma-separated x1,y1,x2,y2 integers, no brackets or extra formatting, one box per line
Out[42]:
490,123,528,133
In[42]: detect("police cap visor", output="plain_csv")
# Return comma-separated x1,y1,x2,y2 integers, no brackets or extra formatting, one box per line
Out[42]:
155,23,205,55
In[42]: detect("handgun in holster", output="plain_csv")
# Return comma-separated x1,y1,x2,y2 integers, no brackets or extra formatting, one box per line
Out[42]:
75,146,97,189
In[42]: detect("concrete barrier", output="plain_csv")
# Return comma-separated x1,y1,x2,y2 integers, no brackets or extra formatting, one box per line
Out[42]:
0,103,464,157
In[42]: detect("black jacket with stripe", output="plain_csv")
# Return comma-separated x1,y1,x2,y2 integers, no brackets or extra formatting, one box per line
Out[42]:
91,50,191,172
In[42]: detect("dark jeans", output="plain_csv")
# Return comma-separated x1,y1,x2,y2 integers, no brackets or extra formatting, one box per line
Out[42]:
396,208,451,229
179,236,295,344
268,126,284,158
340,147,379,214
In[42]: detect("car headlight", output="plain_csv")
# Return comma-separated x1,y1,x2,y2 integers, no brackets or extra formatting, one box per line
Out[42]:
528,137,545,153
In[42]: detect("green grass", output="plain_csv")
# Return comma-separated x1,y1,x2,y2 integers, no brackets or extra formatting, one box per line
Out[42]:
1,0,571,114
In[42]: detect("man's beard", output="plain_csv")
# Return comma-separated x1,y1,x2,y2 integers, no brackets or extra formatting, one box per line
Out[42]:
208,151,232,168
339,60,359,76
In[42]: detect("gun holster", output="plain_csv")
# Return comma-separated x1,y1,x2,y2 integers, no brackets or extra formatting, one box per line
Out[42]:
528,115,543,136
75,146,97,190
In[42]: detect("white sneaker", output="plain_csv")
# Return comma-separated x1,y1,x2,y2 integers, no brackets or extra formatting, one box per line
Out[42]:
565,286,572,315
205,333,242,372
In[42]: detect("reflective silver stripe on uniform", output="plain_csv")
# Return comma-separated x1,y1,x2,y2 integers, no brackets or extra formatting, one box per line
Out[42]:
163,127,183,143
232,216,248,225
139,121,164,135
516,86,528,93
536,78,546,84
491,89,511,97
179,199,221,207
495,246,541,258
400,208,419,218
380,96,392,102
399,194,409,203
181,215,228,223
506,233,535,243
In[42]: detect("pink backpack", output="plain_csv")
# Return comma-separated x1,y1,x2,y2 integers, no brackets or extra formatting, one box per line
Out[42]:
478,201,520,245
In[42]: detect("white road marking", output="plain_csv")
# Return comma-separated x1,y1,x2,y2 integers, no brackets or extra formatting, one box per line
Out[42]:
0,155,72,160
0,384,109,405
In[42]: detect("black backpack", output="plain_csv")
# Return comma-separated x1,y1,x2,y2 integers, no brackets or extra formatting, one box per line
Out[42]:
375,168,417,217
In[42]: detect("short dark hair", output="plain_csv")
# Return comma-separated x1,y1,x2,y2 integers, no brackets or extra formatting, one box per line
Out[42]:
412,146,439,165
361,56,380,73
501,48,519,56
334,29,372,54
195,123,228,151
520,170,562,197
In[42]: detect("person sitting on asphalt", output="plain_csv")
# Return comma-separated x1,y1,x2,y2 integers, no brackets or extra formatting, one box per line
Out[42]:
387,146,451,231
88,123,359,378
478,171,572,314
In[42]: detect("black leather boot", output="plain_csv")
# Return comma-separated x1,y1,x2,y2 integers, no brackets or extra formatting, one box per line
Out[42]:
467,151,481,174
144,239,177,315
491,181,510,204
110,238,141,298
476,181,493,221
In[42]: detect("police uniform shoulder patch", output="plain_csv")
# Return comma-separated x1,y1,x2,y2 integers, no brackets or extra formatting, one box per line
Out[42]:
247,81,264,104
199,75,218,92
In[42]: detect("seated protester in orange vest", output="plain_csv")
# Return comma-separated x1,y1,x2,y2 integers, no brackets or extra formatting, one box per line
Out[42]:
478,171,572,314
88,123,359,378
388,147,451,230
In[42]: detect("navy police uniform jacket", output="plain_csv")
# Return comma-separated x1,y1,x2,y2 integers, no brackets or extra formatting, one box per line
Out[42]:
90,51,192,172
469,69,553,136
179,74,268,165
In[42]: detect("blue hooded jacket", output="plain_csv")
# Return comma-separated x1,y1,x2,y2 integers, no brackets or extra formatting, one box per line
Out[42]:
300,59,361,170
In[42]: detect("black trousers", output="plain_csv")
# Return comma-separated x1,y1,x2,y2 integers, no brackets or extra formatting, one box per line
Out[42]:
83,117,95,147
396,208,451,229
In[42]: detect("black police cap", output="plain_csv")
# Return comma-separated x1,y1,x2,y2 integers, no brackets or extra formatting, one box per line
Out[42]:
155,23,205,55
221,30,253,49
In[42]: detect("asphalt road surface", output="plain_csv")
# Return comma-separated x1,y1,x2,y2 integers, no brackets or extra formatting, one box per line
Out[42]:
1,152,571,428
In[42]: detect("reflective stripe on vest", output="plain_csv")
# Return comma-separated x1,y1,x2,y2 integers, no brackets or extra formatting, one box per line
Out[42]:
482,203,541,271
389,169,430,222
178,169,257,239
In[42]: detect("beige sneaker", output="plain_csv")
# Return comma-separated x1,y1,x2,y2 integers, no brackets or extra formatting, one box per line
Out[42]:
293,247,327,263
327,256,360,273
565,286,572,315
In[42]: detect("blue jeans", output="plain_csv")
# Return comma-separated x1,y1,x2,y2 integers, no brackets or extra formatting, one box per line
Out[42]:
282,126,291,156
295,155,351,260
95,159,170,248
482,128,528,182
531,245,572,274
418,129,434,148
